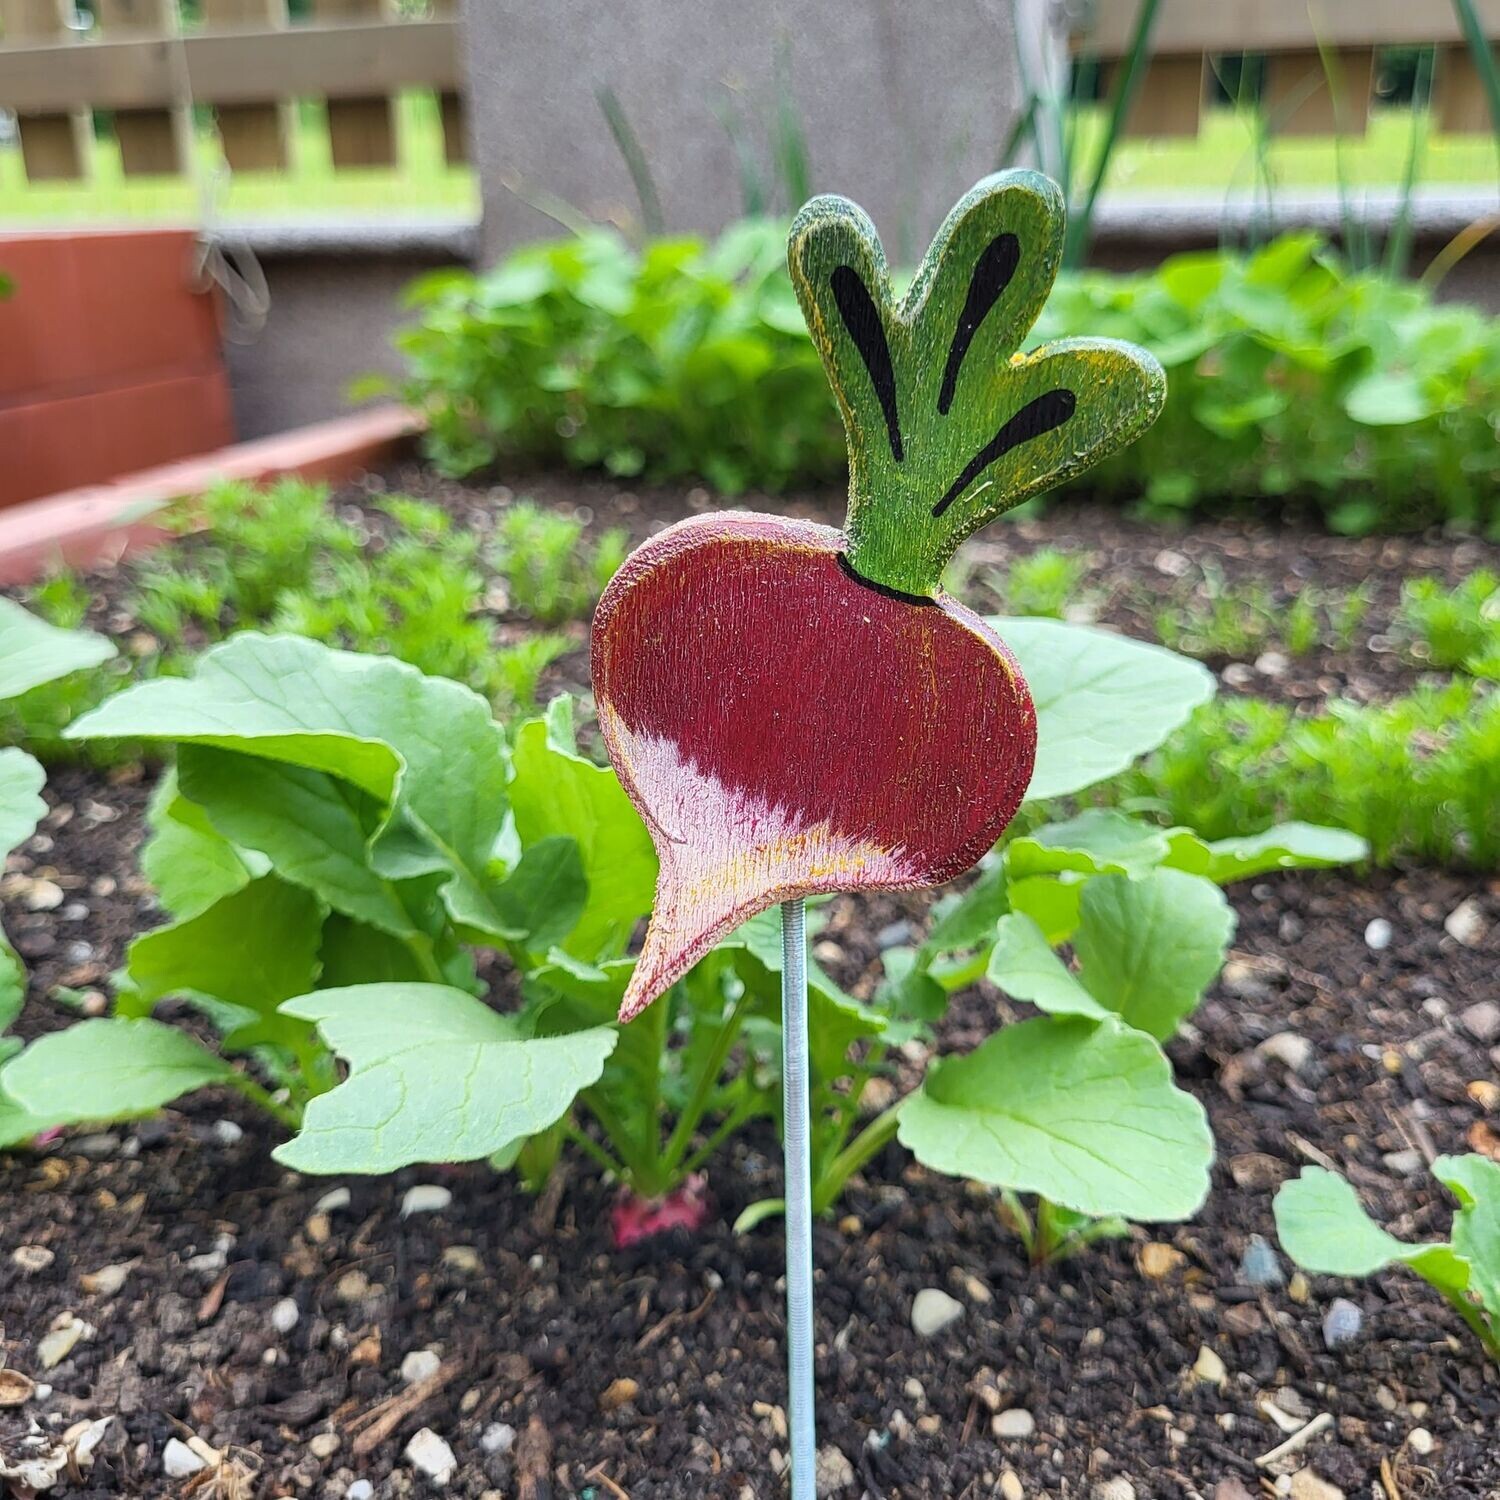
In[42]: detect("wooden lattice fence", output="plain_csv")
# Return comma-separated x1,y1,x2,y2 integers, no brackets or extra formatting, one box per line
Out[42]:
0,0,463,182
1072,0,1500,138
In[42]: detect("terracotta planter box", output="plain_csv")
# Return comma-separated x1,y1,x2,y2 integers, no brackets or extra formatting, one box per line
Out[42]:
0,227,234,511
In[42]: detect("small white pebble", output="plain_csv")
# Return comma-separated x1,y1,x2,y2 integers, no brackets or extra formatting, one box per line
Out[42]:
211,1120,243,1146
1364,918,1393,951
162,1438,207,1478
270,1298,300,1335
1408,1427,1435,1456
480,1422,515,1455
404,1427,456,1484
401,1348,442,1385
992,1408,1036,1439
910,1287,964,1338
347,1481,375,1500
400,1184,452,1218
1192,1344,1227,1387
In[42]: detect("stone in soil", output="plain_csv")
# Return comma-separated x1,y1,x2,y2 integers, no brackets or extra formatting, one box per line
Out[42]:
910,1287,964,1337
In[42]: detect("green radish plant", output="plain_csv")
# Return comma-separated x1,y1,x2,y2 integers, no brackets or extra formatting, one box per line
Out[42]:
0,600,116,1143
0,618,1366,1259
1275,1157,1500,1365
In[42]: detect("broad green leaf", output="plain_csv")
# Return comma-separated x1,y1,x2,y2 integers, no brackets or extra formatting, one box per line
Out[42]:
0,1037,70,1150
1436,1155,1500,1324
1344,370,1433,426
898,1016,1212,1221
1274,1167,1472,1307
987,914,1109,1020
275,983,617,1172
489,836,588,952
142,775,268,920
3,1018,232,1124
68,634,511,939
0,939,23,1031
526,957,667,1149
0,1088,57,1149
1274,1167,1415,1274
0,746,46,857
994,618,1215,801
128,875,325,1051
1167,822,1369,884
923,860,1009,954
1007,810,1175,881
1071,870,1235,1040
178,747,415,937
724,908,886,1081
0,596,115,701
1007,875,1082,944
509,715,656,959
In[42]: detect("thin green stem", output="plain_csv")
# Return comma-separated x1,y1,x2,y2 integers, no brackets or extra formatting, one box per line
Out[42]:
999,1189,1036,1257
228,1072,300,1132
1451,0,1500,144
582,1093,660,1194
661,991,750,1172
1067,0,1161,266
680,1094,759,1179
404,930,448,985
812,1101,902,1215
822,1044,888,1164
564,1119,627,1180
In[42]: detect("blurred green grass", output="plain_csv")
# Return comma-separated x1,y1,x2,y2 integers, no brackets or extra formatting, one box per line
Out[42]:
1090,105,1498,194
0,92,478,223
0,98,1493,227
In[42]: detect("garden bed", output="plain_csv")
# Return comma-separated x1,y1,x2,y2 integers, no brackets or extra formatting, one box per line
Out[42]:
2,468,1497,1498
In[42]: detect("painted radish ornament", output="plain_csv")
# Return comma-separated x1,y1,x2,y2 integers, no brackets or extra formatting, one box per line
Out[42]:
593,172,1165,1022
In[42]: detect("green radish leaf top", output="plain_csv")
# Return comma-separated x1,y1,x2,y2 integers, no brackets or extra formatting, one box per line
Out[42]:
790,171,1166,596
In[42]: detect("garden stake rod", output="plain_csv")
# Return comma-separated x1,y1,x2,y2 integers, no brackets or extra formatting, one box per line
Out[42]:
780,898,816,1498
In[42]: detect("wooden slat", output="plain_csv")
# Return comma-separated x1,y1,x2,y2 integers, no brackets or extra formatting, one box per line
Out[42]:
1076,0,1500,56
200,0,290,173
0,20,460,112
438,90,466,166
313,0,394,169
94,0,191,177
1435,46,1496,133
14,113,91,180
1264,48,1373,138
1113,54,1203,139
428,0,463,164
1,0,89,181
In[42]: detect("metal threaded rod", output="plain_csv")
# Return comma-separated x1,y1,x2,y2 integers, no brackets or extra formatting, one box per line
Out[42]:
780,897,816,1498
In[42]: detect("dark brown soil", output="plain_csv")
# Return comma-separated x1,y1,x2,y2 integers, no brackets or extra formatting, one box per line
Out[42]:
3,472,1498,1498
2,859,1497,1499
353,462,1500,717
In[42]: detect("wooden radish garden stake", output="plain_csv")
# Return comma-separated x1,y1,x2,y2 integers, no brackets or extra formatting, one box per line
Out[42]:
591,170,1166,1495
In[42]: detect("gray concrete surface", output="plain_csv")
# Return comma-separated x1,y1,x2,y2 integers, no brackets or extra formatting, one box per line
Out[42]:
221,220,476,439
461,0,1059,266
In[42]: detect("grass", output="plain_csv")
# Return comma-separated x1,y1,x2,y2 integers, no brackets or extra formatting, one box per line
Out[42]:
1396,570,1500,671
1076,104,1499,197
0,92,477,224
0,478,621,762
2,101,1493,227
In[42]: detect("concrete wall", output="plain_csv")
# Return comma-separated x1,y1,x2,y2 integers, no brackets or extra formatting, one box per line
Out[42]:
1088,189,1500,314
223,223,475,440
462,0,1061,267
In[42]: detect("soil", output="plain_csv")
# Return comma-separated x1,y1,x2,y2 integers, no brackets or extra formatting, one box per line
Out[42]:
2,469,1498,1499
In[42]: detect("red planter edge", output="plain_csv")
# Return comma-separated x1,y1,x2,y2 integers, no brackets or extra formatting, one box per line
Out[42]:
0,404,423,587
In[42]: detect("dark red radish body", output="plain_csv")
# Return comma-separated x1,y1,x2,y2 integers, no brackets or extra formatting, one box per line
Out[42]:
593,512,1035,1021
591,171,1165,1022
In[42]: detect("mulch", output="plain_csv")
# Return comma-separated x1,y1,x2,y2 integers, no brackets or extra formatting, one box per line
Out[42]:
2,470,1498,1499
